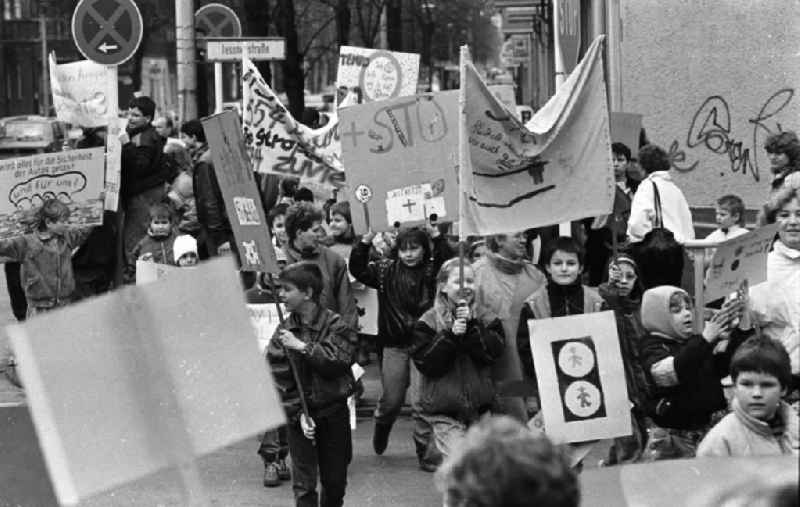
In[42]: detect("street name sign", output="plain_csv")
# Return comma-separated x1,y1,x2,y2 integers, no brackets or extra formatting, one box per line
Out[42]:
195,3,242,38
71,0,143,65
206,37,287,62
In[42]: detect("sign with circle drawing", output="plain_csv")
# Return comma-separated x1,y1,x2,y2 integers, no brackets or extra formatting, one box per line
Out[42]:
71,0,143,66
354,184,373,204
337,46,420,103
195,3,242,38
528,311,630,443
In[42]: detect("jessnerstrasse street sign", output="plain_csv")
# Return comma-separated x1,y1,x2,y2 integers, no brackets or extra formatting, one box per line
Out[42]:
71,0,143,66
205,38,287,62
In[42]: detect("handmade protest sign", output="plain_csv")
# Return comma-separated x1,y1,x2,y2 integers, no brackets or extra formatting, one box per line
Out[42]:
202,110,279,273
487,84,516,113
7,257,284,505
0,148,105,239
337,46,420,103
242,58,343,198
528,311,630,443
247,303,285,353
353,285,378,335
705,223,780,302
609,112,642,159
460,36,613,235
104,116,124,211
340,91,459,233
135,259,181,284
49,55,117,128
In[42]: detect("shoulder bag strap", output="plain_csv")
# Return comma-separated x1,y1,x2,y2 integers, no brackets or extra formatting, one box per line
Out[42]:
651,180,663,229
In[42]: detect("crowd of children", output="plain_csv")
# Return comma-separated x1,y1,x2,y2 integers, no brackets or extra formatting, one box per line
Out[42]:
2,119,797,507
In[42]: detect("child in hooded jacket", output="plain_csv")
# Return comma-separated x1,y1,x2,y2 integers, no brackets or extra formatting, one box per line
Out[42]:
598,253,651,465
349,225,454,470
126,202,178,281
639,286,744,459
411,258,505,460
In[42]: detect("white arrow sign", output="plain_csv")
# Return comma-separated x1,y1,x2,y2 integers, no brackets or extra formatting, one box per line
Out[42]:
98,42,119,53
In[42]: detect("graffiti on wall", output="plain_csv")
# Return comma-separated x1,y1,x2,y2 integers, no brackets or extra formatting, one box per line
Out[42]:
667,88,794,182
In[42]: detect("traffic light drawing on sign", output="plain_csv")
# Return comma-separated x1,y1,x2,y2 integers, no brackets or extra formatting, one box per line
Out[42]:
552,337,606,422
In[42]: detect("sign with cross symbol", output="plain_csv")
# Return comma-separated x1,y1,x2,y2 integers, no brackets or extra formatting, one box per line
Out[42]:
71,0,143,66
195,3,242,38
528,311,630,443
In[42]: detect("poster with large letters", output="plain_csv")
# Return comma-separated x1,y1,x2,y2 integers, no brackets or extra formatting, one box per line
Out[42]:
49,55,117,128
339,91,459,233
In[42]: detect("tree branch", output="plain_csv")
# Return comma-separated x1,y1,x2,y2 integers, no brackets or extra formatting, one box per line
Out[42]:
301,15,335,55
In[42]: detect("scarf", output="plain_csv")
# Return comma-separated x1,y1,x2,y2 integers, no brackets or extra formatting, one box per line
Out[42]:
487,251,526,275
732,397,786,439
547,281,584,317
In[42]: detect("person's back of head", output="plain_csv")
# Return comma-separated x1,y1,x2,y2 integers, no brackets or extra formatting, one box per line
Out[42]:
436,416,579,507
280,177,300,199
638,144,671,175
294,187,314,203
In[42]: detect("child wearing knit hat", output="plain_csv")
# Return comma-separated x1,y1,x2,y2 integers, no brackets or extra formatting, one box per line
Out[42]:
174,234,198,267
638,286,744,459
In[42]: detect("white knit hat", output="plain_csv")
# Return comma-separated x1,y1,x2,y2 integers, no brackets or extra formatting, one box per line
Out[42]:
173,234,198,263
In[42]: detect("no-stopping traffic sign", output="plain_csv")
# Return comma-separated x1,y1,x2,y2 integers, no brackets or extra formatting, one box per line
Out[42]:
72,0,143,66
195,3,242,38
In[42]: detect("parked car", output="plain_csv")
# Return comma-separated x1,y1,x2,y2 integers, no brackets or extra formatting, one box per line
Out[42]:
0,115,68,159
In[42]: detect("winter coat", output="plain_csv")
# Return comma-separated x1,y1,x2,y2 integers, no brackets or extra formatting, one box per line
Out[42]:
697,399,799,458
168,171,200,235
284,244,358,331
472,253,546,388
348,236,454,347
267,306,358,422
516,283,603,387
599,282,650,410
0,227,92,308
192,145,232,248
750,241,800,375
639,330,744,431
627,172,695,244
130,229,179,266
411,308,504,422
121,125,170,201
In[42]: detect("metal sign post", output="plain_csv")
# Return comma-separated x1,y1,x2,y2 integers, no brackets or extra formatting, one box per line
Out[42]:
195,3,242,113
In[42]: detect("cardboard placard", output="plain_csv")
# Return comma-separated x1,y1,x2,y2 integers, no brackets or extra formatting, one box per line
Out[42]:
247,303,285,353
353,285,378,336
705,223,780,301
340,91,459,233
7,258,284,505
49,56,118,128
528,311,631,443
135,259,181,285
0,148,105,239
201,111,279,273
337,46,420,103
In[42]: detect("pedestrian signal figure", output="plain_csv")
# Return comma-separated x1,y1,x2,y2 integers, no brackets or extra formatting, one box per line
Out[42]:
0,199,93,318
639,286,745,460
411,258,504,462
516,237,603,409
349,224,454,470
697,336,799,458
436,415,579,507
266,262,358,507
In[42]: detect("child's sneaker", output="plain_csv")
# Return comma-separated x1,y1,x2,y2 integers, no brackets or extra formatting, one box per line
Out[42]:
263,462,281,488
276,458,291,481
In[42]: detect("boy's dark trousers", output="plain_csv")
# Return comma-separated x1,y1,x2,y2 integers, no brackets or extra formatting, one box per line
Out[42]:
257,426,289,463
286,402,352,507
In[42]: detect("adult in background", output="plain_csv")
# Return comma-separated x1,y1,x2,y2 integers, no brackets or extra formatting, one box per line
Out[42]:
627,144,694,290
180,119,233,259
763,131,800,192
120,96,173,281
473,231,546,423
749,179,800,385
153,116,175,141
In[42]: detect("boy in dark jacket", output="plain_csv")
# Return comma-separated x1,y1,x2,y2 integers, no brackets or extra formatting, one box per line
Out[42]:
639,285,744,459
349,226,454,469
267,262,358,507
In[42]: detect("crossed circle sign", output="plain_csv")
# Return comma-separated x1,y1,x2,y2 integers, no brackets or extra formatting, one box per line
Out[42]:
359,51,403,102
195,3,242,38
72,0,143,65
354,184,373,204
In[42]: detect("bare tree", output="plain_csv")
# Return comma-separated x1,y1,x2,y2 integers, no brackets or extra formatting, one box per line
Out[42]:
354,0,387,47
